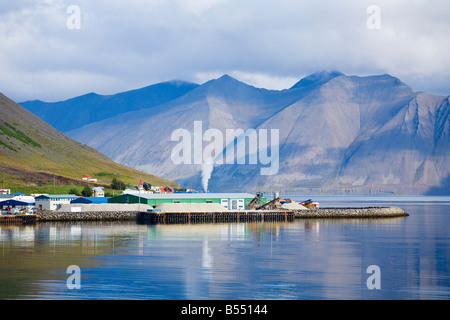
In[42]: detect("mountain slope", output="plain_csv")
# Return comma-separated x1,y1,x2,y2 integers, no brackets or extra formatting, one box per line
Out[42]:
67,74,303,183
19,80,199,133
66,72,450,195
0,93,179,189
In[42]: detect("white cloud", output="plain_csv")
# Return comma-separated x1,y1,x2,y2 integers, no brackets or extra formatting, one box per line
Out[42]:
0,0,449,101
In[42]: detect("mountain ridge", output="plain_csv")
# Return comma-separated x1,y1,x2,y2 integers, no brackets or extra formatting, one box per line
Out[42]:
19,80,199,133
19,71,450,195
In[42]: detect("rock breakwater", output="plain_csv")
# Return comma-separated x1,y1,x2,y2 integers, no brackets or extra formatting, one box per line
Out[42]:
36,211,138,222
293,206,408,218
34,206,408,222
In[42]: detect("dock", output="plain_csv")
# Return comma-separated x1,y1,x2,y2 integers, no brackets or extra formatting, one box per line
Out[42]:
0,214,38,224
0,206,408,225
137,210,295,224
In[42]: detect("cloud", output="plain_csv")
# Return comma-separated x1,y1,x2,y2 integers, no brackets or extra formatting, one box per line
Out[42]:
0,0,449,102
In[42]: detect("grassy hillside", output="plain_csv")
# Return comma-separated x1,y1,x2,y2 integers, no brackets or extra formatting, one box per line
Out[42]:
0,93,178,192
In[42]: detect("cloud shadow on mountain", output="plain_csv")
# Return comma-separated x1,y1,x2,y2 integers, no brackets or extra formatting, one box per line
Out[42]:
425,174,450,195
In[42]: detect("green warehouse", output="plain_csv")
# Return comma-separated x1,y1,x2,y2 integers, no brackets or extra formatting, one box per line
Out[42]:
108,192,267,211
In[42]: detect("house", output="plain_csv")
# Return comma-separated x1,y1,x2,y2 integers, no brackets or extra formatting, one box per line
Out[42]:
164,187,174,193
82,175,98,183
92,187,105,197
35,194,79,211
0,188,10,195
151,186,163,193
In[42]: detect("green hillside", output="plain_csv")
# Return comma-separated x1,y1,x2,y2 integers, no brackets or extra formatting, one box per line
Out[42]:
0,93,178,193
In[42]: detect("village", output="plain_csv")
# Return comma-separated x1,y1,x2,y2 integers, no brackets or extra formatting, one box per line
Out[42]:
0,177,193,215
0,174,322,218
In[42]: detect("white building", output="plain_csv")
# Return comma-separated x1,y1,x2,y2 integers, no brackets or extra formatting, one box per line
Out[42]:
151,186,163,193
82,175,97,182
0,193,35,203
35,194,79,211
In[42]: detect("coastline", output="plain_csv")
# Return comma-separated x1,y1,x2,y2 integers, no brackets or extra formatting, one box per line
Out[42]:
292,206,408,218
29,206,409,223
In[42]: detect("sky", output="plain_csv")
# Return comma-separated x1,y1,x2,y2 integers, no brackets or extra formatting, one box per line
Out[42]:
1,0,449,102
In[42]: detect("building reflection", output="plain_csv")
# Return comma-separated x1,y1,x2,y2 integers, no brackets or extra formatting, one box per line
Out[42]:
1,213,443,300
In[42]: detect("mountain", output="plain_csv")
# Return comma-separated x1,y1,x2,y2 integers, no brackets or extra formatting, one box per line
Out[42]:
0,92,179,189
60,72,449,195
290,70,344,89
19,80,199,133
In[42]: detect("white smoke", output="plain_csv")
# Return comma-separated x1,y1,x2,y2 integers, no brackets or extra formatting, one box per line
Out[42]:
202,158,214,192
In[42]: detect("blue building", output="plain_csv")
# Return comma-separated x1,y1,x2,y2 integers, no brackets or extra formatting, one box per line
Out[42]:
71,197,111,204
0,199,36,213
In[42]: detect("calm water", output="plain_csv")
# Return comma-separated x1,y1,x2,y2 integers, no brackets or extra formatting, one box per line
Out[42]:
0,196,449,300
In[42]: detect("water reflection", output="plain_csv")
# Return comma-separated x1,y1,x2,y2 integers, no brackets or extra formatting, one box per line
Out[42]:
1,202,449,300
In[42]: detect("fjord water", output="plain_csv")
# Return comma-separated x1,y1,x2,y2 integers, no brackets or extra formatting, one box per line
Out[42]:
1,196,449,300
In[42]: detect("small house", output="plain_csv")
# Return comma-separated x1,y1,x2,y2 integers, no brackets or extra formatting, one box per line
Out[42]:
93,187,105,197
82,175,97,182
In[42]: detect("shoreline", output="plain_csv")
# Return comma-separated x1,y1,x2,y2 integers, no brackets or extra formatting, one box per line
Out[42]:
28,206,408,223
292,206,408,218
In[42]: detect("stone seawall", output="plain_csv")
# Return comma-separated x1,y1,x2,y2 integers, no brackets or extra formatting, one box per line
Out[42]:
293,206,408,218
36,211,138,222
35,206,409,222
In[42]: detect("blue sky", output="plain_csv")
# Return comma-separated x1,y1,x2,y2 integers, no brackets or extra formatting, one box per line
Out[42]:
1,0,449,102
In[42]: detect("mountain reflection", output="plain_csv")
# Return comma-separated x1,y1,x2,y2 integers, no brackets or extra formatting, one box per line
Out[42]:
1,205,448,300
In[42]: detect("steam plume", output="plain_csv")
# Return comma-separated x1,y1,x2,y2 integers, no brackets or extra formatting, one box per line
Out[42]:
202,158,214,192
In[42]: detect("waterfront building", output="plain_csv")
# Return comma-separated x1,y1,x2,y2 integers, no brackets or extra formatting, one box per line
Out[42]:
0,199,35,213
108,193,267,211
35,194,79,211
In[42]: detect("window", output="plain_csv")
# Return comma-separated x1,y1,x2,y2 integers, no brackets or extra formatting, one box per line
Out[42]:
221,199,228,209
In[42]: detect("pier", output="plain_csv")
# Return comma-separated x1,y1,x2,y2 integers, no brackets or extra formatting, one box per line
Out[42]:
0,214,38,224
0,207,408,225
137,210,295,224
